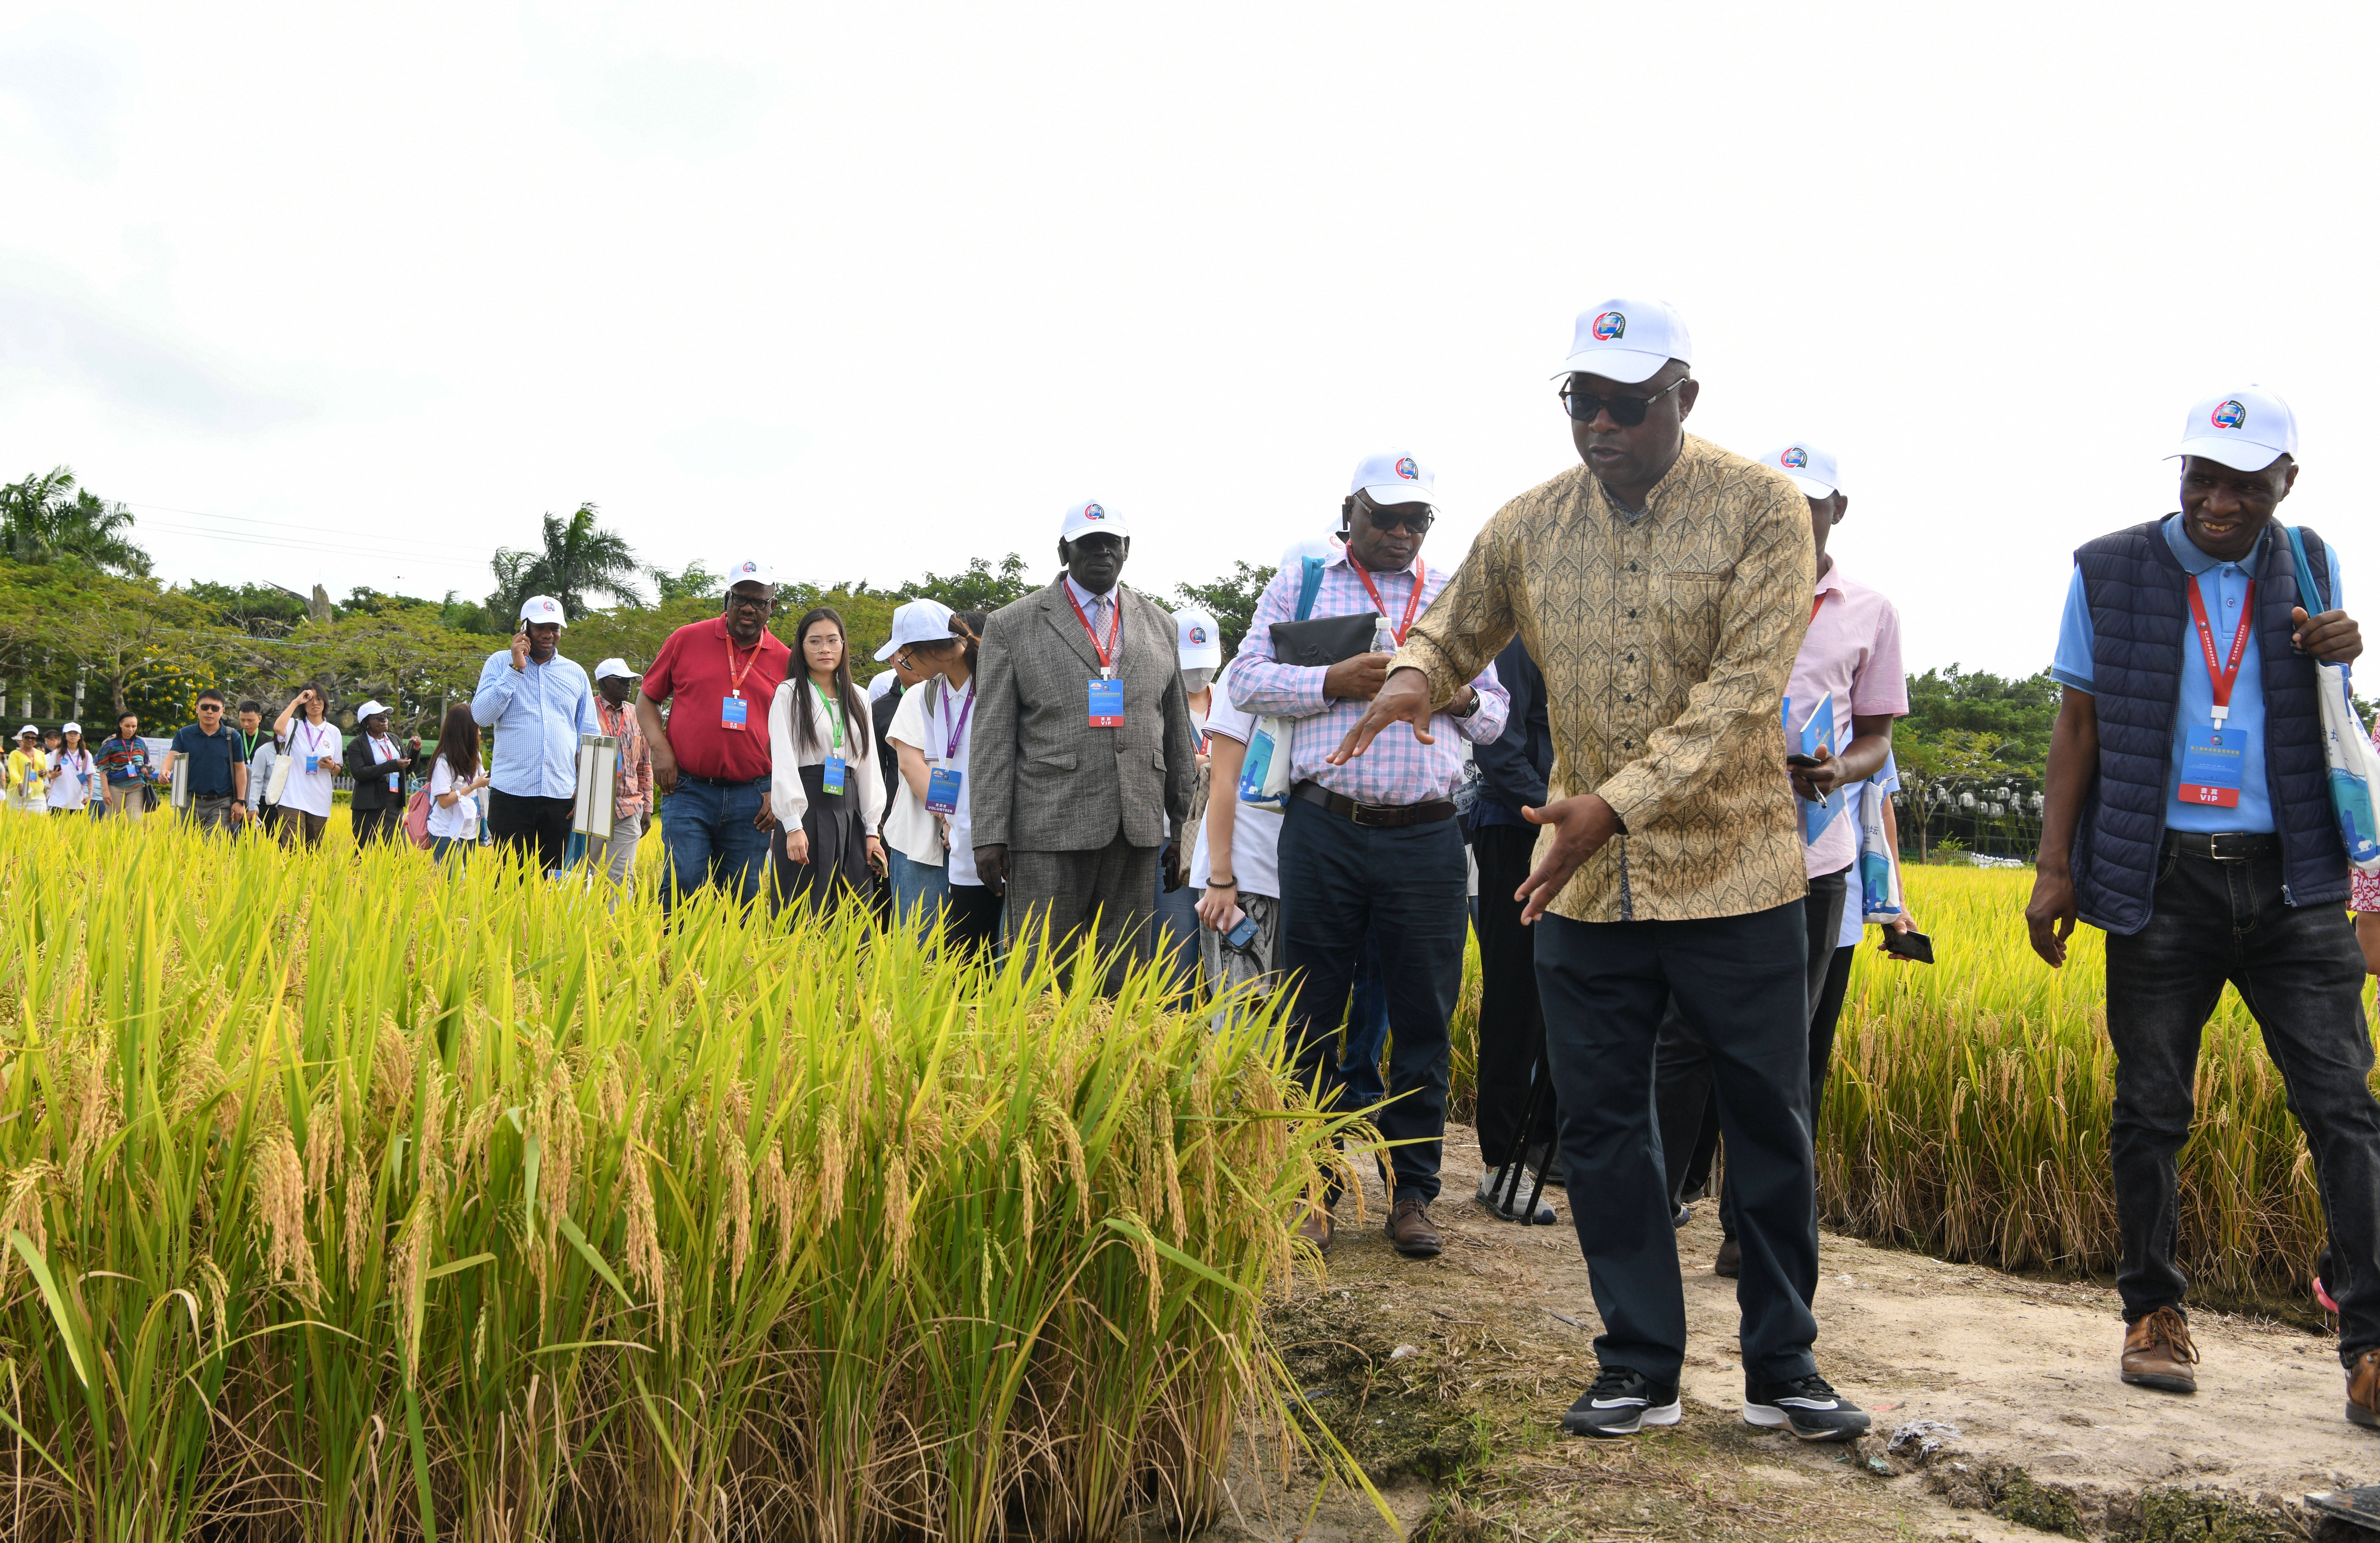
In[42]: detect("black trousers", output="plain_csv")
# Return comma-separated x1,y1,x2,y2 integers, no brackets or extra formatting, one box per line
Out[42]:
1537,902,1821,1387
1471,823,1555,1166
1808,942,1858,1122
352,804,405,846
946,881,1004,960
487,790,573,874
1653,868,1848,1222
2107,844,2380,1362
1277,798,1470,1205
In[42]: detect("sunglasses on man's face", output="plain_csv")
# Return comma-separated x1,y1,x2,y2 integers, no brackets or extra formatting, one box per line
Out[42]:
1560,374,1688,427
1363,505,1435,535
199,704,222,712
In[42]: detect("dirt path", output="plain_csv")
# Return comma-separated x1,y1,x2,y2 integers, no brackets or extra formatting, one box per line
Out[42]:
1202,1123,2376,1542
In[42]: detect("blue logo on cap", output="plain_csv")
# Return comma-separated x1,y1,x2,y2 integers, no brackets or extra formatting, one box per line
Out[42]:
1189,625,1208,645
1082,503,1105,520
1395,457,1419,481
2211,400,2247,430
1781,447,1808,469
1592,310,1626,340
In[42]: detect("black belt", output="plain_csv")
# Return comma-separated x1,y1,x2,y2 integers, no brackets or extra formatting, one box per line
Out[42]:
1291,779,1457,829
676,771,769,788
2163,830,2277,861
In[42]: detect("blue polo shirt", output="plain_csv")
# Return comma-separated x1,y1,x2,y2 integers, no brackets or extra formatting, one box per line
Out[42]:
170,721,241,798
2050,516,2345,836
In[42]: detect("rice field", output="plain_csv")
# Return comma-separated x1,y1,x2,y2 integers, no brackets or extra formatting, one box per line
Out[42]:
0,811,1363,1543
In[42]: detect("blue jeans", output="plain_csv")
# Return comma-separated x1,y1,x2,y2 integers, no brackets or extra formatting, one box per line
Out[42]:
1276,798,1469,1205
431,835,469,862
656,776,772,910
1153,842,1201,985
887,849,949,930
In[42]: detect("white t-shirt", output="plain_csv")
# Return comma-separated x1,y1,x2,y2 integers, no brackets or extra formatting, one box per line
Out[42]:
886,674,980,886
427,756,480,840
278,719,341,817
1188,661,1284,899
884,685,943,869
366,733,403,795
46,748,95,809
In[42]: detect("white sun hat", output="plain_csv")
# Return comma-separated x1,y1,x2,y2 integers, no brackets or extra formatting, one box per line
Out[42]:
874,596,957,662
518,595,567,627
1350,452,1438,509
1556,297,1693,386
2172,385,2298,473
1060,499,1129,542
1758,441,1841,499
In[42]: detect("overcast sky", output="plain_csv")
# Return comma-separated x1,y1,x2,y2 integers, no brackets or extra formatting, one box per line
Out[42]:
3,4,2372,677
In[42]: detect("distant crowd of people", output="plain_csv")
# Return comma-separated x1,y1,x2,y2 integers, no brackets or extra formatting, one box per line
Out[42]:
10,295,2377,1443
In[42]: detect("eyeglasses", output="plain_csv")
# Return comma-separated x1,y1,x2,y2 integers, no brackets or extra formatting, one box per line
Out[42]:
727,591,776,613
1559,374,1689,427
198,703,222,712
1362,505,1435,535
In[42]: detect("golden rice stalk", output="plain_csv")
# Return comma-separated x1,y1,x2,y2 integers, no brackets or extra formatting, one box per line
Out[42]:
250,1128,323,1304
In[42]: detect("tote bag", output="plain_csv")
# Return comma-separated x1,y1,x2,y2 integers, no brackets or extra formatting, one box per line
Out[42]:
1236,557,1327,809
2282,525,2380,872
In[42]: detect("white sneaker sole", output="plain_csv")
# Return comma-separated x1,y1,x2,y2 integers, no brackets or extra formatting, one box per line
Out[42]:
1566,1399,1682,1436
1743,1402,1867,1442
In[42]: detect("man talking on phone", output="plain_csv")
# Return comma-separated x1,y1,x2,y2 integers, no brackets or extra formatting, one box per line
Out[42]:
2026,385,2380,1430
471,594,598,874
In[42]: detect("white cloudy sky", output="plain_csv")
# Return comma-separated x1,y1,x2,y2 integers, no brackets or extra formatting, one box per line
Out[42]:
3,4,2372,677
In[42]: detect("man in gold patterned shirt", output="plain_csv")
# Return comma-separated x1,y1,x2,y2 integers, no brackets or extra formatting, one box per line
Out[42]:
1334,299,1870,1443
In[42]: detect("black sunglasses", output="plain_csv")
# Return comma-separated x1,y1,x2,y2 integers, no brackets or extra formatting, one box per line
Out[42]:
1363,505,1435,534
1560,374,1688,427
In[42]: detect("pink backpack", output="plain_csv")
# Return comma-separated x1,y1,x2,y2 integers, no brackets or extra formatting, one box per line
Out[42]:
403,761,439,849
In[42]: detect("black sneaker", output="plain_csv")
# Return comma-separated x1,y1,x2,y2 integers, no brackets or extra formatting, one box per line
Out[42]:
1713,1236,1741,1277
1561,1366,1682,1437
1672,1203,1692,1228
1743,1373,1870,1442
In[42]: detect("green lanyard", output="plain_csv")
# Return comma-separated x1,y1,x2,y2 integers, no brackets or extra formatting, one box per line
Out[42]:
811,681,845,752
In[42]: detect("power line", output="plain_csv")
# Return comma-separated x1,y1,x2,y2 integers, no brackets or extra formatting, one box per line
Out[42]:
121,499,505,564
135,522,492,574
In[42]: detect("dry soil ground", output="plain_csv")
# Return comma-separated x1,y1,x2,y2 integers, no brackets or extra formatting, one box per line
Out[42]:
1193,1123,2380,1543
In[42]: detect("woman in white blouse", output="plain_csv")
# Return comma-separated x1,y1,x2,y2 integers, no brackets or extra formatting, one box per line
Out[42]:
768,607,884,915
45,723,96,814
424,704,491,860
271,685,342,848
885,610,999,956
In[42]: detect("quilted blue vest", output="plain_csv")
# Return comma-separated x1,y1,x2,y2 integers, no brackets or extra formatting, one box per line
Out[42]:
2068,519,2344,935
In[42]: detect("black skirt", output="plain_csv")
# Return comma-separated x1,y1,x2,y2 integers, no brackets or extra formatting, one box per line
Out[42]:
775,760,871,916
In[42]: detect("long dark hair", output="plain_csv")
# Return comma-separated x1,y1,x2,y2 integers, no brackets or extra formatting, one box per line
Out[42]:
950,611,986,677
791,606,870,757
432,703,481,781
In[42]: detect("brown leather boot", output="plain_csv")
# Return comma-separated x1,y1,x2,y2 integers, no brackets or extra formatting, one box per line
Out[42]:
1386,1197,1442,1258
2120,1307,2199,1393
2348,1349,2380,1428
1293,1202,1334,1255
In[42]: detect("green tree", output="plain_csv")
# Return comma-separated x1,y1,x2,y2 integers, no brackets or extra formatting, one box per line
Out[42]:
488,503,644,619
1175,560,1277,658
901,554,1037,613
1903,666,2061,778
0,467,151,576
647,560,724,605
188,581,311,638
1899,728,2020,860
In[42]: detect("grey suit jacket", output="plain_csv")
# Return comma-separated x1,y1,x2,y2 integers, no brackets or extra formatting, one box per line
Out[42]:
971,578,1196,852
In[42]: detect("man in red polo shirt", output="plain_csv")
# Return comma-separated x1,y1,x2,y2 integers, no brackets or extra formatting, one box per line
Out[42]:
635,559,793,908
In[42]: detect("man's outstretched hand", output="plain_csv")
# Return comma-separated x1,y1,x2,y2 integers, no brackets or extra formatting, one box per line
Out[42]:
1514,794,1622,924
1329,666,1435,765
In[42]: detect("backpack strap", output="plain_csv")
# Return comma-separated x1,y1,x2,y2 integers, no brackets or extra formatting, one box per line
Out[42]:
1294,555,1326,622
2284,525,2331,614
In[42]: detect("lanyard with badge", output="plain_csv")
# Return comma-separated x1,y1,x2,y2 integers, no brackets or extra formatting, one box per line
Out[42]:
2177,576,2256,808
812,681,848,794
1349,557,1426,647
721,634,760,731
371,734,400,792
303,721,334,775
1066,585,1126,727
926,679,974,814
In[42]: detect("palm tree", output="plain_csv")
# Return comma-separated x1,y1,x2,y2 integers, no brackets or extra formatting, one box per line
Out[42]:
488,502,644,620
0,467,152,576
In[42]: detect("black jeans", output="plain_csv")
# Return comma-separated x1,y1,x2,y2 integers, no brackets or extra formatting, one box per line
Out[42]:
487,790,574,874
1653,868,1848,1223
352,805,405,846
1808,943,1858,1122
2106,843,2380,1362
1277,798,1469,1206
1472,823,1556,1166
1537,902,1821,1387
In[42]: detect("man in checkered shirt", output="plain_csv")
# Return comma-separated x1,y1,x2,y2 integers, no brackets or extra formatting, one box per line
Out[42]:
1230,451,1507,1261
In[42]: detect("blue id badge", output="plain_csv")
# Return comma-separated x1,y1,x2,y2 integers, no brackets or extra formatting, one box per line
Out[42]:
387,772,400,792
1088,678,1124,728
720,694,748,731
926,765,961,814
2179,727,2245,809
821,755,846,794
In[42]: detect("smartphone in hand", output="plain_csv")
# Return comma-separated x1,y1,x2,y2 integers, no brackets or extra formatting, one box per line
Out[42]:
1879,928,1935,964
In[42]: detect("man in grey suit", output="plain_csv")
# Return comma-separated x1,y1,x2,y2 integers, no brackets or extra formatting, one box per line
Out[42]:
973,499,1199,992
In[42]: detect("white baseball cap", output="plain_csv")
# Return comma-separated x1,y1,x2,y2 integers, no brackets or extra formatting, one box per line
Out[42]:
1175,607,1223,669
1759,441,1841,499
867,669,897,702
1557,298,1693,386
518,595,567,627
2173,385,2298,473
593,657,639,682
723,559,776,591
874,596,957,661
61,721,80,735
354,699,390,719
15,725,36,738
1350,452,1437,510
1060,499,1129,542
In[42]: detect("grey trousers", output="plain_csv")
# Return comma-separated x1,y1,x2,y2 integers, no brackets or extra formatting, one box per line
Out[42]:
1008,836,1161,995
586,808,646,890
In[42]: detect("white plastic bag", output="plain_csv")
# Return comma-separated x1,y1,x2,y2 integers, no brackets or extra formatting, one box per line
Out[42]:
2284,526,2380,873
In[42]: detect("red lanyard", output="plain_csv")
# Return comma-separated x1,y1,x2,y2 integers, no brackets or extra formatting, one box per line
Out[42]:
1349,557,1426,645
1063,584,1124,674
2184,577,2256,727
723,632,767,700
1810,593,1826,623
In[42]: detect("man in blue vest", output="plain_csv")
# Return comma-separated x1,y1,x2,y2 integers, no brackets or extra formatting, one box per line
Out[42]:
2027,384,2380,1426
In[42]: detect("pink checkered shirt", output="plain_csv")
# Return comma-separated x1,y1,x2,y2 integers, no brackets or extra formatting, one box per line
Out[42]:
1230,549,1507,805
